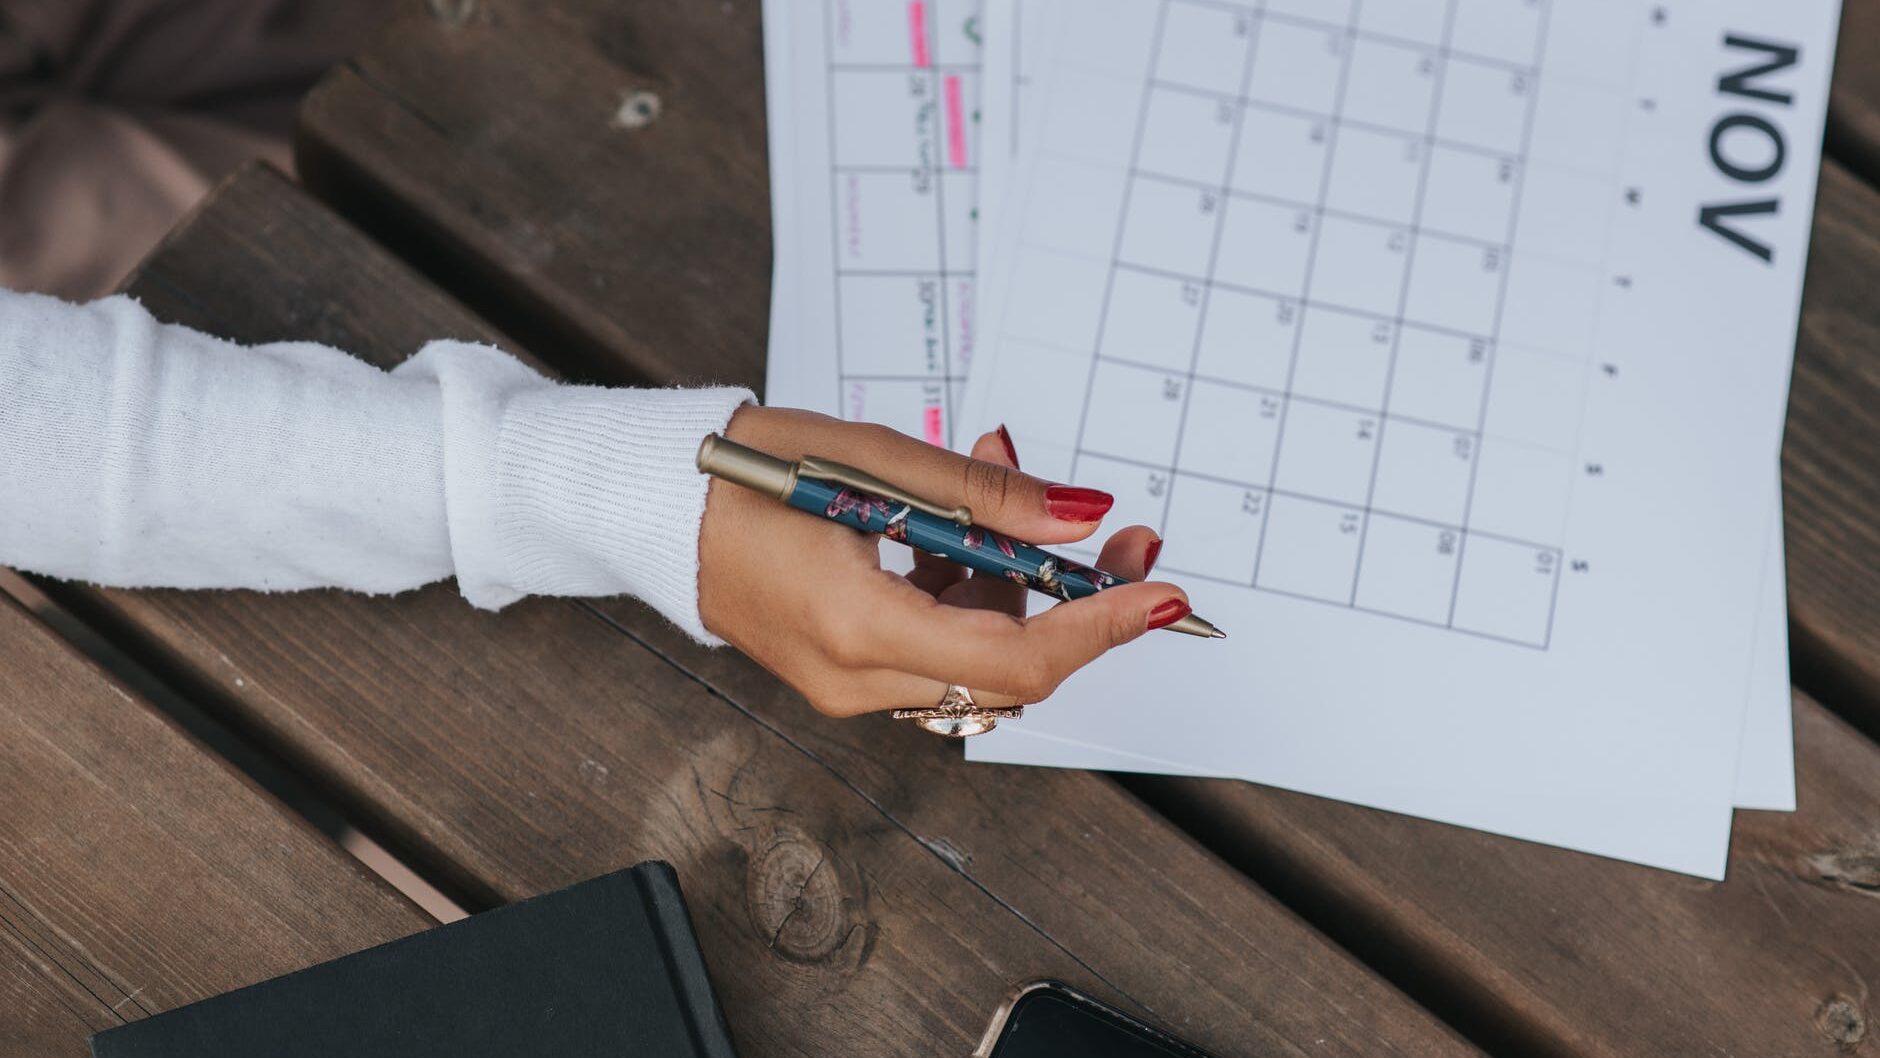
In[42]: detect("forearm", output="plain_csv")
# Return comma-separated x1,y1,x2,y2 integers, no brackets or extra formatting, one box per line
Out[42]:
0,290,750,640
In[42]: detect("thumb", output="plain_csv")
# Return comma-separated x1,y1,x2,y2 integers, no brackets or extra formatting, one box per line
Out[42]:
1020,580,1193,683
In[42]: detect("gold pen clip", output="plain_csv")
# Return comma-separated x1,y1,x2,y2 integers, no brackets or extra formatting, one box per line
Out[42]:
797,457,974,526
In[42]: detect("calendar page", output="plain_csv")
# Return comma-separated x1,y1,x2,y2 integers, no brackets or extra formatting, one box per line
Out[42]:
765,0,987,446
959,0,1836,875
965,0,1795,814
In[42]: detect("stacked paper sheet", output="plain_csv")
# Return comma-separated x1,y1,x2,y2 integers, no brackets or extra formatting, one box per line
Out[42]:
761,0,1838,877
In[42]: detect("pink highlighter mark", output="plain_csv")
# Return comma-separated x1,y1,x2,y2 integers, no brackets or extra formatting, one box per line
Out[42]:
943,74,967,168
923,405,946,447
908,1,931,67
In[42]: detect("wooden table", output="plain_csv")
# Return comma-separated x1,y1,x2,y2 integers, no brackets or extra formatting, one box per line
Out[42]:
4,2,1878,1055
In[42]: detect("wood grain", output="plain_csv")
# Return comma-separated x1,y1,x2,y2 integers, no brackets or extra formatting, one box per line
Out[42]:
1784,163,1880,716
0,593,426,1056
1828,0,1880,184
60,164,1479,1058
296,0,771,391
1130,691,1880,1058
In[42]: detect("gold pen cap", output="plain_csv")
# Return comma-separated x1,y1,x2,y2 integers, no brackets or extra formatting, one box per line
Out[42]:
696,434,798,500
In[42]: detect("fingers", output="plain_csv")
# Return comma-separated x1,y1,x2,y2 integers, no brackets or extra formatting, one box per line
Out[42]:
849,575,1189,703
906,548,968,595
936,573,1031,613
713,406,1182,721
1093,524,1162,583
961,427,1031,618
907,427,1031,601
907,430,1113,544
726,407,1114,545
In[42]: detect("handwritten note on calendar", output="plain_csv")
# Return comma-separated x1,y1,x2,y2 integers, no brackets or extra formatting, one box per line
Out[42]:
765,0,986,446
958,0,1837,876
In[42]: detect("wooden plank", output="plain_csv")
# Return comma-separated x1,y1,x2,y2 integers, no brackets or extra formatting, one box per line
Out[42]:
296,0,771,390
0,593,426,1055
1784,163,1880,712
1129,691,1880,1058
55,164,1481,1058
1828,0,1880,183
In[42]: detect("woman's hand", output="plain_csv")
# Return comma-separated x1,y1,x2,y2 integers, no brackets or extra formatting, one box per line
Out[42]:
698,406,1189,717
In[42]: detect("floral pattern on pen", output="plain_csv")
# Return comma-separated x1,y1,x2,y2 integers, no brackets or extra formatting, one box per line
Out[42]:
962,527,1018,558
826,488,897,525
882,506,911,543
1058,558,1116,591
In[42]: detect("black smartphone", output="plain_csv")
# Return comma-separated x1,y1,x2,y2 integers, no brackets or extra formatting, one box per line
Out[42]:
973,981,1225,1058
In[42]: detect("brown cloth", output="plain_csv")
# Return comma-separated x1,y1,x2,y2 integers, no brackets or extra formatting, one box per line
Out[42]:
0,0,385,298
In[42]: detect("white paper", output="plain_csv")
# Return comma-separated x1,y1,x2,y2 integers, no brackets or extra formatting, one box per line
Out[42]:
976,495,1796,812
973,0,1046,289
1734,491,1795,811
967,0,1797,816
763,0,989,446
959,0,1834,876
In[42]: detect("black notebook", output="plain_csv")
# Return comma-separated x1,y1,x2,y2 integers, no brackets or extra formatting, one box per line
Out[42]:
91,861,738,1058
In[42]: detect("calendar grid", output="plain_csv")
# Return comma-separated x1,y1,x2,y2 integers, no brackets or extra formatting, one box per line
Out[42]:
1126,169,1514,260
1163,569,1566,652
820,0,849,424
1155,0,1534,74
1067,1,1172,484
826,62,979,73
917,7,958,440
1012,205,1627,292
1145,82,1530,157
1245,0,1364,591
1060,0,1566,649
1070,449,1558,550
1444,0,1556,638
1347,0,1461,606
1082,359,1512,442
819,0,980,448
1157,6,1265,536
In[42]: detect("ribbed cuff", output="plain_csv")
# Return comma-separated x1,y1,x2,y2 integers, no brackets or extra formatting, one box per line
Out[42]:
493,383,754,644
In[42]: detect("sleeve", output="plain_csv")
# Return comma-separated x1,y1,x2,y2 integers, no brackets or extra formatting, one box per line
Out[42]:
0,290,753,643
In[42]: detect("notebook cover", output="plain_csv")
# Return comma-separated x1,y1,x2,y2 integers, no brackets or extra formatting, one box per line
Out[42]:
91,861,739,1058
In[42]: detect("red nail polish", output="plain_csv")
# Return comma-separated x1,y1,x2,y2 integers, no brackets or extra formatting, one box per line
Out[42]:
1147,598,1191,631
996,424,1020,470
1143,538,1163,573
1044,485,1114,522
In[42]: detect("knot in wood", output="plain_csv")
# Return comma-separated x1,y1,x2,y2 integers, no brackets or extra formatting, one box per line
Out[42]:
613,90,662,130
1817,995,1867,1046
746,827,850,963
1809,849,1880,895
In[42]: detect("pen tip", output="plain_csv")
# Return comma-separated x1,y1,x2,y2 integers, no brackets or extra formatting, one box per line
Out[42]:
1211,629,1227,639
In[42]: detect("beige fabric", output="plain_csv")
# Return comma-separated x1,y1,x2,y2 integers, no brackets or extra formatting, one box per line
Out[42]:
0,0,385,298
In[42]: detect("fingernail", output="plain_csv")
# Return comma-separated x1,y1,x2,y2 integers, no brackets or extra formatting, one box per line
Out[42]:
1147,598,1191,631
996,424,1020,470
1044,485,1114,522
1143,537,1163,573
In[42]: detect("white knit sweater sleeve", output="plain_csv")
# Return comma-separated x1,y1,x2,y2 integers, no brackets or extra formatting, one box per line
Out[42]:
0,290,752,643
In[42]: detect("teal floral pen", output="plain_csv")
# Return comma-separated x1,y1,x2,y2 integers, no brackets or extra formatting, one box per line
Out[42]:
696,434,1225,639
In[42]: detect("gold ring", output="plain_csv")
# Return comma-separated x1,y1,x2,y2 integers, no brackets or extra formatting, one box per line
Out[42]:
893,685,1022,738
